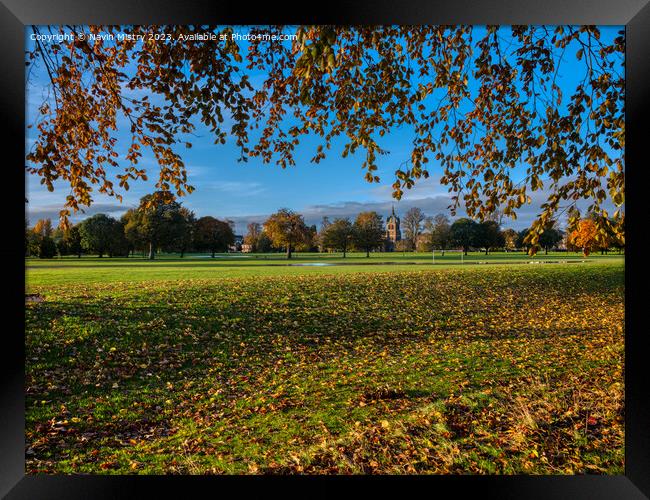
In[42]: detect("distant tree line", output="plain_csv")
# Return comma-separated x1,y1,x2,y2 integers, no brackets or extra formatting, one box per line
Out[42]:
313,207,623,258
26,198,624,259
26,193,235,260
313,209,562,257
424,211,622,257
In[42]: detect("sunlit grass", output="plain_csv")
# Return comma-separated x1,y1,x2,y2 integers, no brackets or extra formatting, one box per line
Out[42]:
25,251,623,287
25,262,624,474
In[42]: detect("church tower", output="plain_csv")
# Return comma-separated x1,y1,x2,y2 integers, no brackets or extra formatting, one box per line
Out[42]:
385,205,401,250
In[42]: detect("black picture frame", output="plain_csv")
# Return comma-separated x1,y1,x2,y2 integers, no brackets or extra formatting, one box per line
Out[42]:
2,1,648,497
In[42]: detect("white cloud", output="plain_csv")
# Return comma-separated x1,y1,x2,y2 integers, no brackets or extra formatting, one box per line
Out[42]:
204,181,266,196
26,202,133,225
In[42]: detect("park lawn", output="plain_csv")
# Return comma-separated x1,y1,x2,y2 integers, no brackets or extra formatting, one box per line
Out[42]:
25,261,624,474
25,251,623,287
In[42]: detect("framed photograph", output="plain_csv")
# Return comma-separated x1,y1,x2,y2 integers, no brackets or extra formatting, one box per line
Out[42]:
2,0,648,497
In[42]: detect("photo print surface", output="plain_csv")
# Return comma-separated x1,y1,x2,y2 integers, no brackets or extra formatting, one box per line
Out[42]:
25,25,624,474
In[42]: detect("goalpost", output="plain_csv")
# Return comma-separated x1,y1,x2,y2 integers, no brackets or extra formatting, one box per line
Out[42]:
432,248,465,264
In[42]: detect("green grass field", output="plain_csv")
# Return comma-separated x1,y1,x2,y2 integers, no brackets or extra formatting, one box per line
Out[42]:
26,250,623,286
25,253,624,474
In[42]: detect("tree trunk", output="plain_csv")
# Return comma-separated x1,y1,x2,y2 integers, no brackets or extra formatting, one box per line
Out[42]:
464,247,468,256
485,248,488,255
211,250,215,258
286,244,292,259
545,247,548,255
366,247,370,258
148,242,155,260
77,251,81,258
98,251,103,258
180,248,185,258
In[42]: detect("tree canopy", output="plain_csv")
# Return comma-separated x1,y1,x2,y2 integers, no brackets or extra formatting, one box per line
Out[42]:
353,211,385,257
126,194,186,259
450,218,477,255
502,228,519,251
569,218,599,257
26,25,624,248
320,217,354,257
402,207,426,251
29,218,57,258
194,216,235,258
473,220,505,255
427,214,452,253
78,213,119,258
538,224,564,254
263,208,309,259
243,222,262,252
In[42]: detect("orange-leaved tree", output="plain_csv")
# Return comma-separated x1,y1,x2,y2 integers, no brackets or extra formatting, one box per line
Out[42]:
263,209,309,259
26,26,624,245
569,219,599,257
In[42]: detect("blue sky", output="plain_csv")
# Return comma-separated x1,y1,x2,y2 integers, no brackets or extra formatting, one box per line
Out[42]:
25,25,623,234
